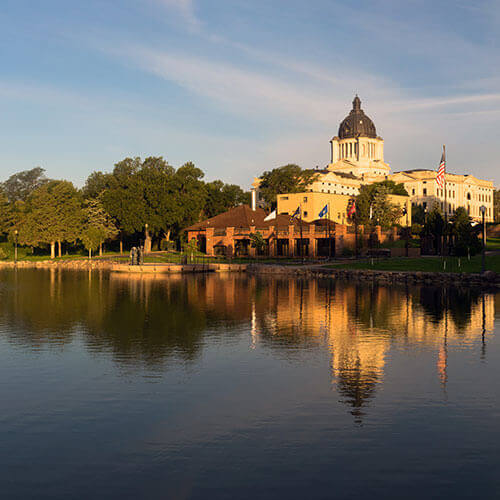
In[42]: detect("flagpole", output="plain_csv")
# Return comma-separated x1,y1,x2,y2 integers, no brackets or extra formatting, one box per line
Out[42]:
327,203,332,260
299,203,303,263
443,144,447,257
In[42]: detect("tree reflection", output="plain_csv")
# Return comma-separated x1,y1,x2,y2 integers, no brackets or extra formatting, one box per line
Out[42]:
0,269,496,421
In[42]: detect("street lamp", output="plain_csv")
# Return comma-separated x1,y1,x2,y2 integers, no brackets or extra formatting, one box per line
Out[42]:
14,229,18,264
480,205,486,273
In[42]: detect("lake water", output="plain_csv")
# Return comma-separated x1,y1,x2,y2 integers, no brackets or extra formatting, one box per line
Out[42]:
0,269,499,499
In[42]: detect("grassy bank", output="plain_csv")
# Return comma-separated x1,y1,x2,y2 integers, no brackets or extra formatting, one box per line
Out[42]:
325,254,500,274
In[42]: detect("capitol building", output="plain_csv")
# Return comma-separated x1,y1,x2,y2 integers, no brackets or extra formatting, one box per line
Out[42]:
256,95,495,223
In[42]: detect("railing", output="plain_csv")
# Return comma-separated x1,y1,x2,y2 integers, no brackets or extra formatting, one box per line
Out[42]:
213,229,226,236
234,228,250,235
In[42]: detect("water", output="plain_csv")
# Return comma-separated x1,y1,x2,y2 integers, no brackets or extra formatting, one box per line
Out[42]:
0,269,499,499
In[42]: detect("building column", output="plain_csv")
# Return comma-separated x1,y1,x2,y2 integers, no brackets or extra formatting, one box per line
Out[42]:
206,228,215,256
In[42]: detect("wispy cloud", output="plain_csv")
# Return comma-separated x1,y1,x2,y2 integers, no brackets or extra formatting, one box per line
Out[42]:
156,0,200,31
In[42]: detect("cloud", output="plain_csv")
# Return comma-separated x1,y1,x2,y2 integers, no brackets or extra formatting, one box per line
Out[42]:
156,0,200,31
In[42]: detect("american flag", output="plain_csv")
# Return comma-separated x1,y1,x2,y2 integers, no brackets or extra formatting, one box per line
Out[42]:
347,199,356,218
436,149,446,189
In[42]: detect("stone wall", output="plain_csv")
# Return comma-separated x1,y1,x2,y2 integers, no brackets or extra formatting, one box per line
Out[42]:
246,264,500,289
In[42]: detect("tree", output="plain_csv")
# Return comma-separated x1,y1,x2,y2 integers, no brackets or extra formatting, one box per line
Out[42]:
494,189,500,223
1,167,48,202
0,189,12,236
18,181,83,258
80,226,103,259
250,231,267,255
355,183,404,228
421,204,445,254
82,171,112,199
204,181,250,218
81,198,118,256
451,206,481,256
258,164,319,207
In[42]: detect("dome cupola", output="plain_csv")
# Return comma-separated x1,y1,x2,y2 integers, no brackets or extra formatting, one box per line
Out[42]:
338,96,377,139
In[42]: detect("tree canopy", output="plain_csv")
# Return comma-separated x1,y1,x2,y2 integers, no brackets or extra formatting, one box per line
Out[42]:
355,182,406,228
1,167,48,202
258,164,319,207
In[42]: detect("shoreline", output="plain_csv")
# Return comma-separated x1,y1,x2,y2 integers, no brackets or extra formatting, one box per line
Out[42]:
246,264,500,289
1,259,499,288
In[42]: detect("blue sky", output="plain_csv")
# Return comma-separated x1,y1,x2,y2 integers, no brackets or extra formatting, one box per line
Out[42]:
0,0,499,188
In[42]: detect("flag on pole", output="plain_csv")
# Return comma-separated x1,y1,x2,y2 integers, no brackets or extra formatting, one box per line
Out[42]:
290,206,300,222
318,204,328,218
436,149,446,188
347,199,356,218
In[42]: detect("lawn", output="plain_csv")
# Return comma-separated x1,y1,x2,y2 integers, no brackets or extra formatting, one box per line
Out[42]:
325,254,500,274
487,237,500,250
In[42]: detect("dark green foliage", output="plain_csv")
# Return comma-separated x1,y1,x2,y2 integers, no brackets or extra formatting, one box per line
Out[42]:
258,164,319,207
204,181,249,218
1,167,48,202
494,189,500,223
451,207,481,256
18,180,83,248
355,182,405,228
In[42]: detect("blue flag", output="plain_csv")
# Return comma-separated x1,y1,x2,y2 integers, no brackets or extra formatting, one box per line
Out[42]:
290,206,300,221
318,204,328,218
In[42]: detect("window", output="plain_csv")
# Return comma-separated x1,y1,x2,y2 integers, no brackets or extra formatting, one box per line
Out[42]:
423,188,427,196
303,197,308,203
281,196,288,200
303,211,308,217
467,193,471,200
412,189,415,195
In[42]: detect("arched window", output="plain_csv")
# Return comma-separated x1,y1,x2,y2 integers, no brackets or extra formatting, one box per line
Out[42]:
467,192,471,200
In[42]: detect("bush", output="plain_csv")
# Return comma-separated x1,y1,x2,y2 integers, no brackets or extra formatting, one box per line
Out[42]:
340,247,354,257
0,247,8,260
411,223,423,236
160,240,176,251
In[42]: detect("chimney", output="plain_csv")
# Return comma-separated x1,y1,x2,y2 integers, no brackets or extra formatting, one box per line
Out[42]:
251,189,257,211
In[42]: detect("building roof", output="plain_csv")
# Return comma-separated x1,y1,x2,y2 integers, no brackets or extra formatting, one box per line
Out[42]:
338,96,377,140
185,204,312,232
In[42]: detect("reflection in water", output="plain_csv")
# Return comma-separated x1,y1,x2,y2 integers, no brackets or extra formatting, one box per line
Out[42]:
0,269,495,423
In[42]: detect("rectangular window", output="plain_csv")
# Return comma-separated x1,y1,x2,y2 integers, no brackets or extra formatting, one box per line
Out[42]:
303,211,308,217
303,197,308,203
412,189,415,195
281,196,288,200
423,188,427,196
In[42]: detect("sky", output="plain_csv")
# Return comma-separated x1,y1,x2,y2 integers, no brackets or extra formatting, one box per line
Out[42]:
0,0,499,188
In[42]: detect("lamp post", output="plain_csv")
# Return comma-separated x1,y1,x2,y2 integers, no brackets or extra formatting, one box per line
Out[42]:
14,229,18,264
480,205,486,273
145,223,149,254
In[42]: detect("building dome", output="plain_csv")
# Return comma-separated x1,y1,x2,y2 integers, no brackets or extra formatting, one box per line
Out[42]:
338,96,377,139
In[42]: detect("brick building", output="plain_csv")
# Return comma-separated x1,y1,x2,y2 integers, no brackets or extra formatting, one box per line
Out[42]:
185,204,394,258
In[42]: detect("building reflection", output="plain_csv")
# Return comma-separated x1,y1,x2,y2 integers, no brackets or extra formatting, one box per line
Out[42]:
0,269,496,421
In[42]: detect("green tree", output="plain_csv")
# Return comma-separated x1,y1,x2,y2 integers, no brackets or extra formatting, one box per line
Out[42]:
451,206,481,256
204,181,250,218
1,167,48,202
494,189,500,223
421,204,445,254
81,198,118,256
19,180,83,258
82,171,112,199
355,183,404,228
80,226,103,259
250,231,267,255
258,164,319,207
0,189,12,236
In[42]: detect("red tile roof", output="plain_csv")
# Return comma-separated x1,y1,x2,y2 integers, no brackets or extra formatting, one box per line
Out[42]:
185,205,311,231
